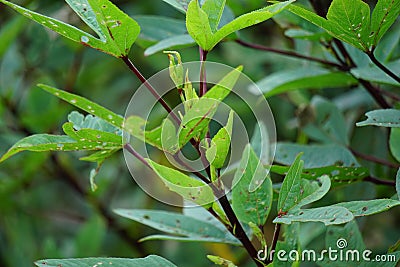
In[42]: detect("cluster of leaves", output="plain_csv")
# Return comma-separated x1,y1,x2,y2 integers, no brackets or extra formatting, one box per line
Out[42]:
0,0,400,266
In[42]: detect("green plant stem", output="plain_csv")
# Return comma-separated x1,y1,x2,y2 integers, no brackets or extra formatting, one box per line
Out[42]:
367,51,400,84
266,223,281,264
121,56,181,125
235,39,344,69
199,47,208,96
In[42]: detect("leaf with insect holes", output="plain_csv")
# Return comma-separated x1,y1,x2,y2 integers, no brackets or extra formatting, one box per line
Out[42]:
232,145,273,226
287,0,400,52
270,165,369,186
273,206,353,225
146,159,214,208
34,255,177,267
178,66,242,148
124,116,178,153
0,0,140,57
274,176,356,225
334,199,400,217
38,84,124,129
114,209,240,245
0,126,121,164
357,109,400,128
206,110,233,168
186,0,294,51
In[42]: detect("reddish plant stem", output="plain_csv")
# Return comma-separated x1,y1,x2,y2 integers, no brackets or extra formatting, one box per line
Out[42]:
235,39,344,69
350,148,400,169
367,51,400,84
121,56,181,125
364,176,395,187
199,47,208,96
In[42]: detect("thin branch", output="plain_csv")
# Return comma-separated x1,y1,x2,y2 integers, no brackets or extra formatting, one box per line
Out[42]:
350,148,400,169
217,193,264,267
121,56,181,125
367,51,400,84
364,176,395,187
199,47,208,96
235,39,344,69
266,223,281,264
124,143,151,168
358,79,391,108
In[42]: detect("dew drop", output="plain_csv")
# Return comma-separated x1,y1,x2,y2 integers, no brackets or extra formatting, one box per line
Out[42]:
81,36,89,43
71,99,77,104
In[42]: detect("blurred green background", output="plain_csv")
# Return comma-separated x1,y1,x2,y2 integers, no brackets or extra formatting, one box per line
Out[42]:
0,0,399,266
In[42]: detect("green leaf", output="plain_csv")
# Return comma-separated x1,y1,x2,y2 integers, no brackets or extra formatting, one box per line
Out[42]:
351,59,400,86
322,221,365,266
146,159,214,207
232,145,273,225
270,165,369,185
114,209,240,245
334,199,400,217
134,15,186,44
124,116,178,153
275,143,359,168
144,34,195,56
162,0,191,13
202,0,226,32
254,68,357,97
273,206,354,225
356,109,400,127
68,111,122,135
397,168,400,200
277,153,304,213
326,0,371,51
300,96,349,145
0,130,121,163
178,66,242,147
0,0,140,57
207,255,237,267
295,175,331,208
187,0,294,51
370,0,400,48
390,129,400,162
39,84,124,129
34,255,177,267
288,0,400,51
206,110,233,168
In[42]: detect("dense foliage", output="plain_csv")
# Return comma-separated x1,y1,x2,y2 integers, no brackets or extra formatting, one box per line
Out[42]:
0,0,399,266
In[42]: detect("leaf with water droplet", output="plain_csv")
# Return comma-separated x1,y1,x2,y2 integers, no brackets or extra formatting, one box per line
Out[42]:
186,0,294,51
39,84,124,129
0,0,140,57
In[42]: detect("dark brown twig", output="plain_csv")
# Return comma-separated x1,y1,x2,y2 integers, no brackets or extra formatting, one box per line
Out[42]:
235,39,344,69
367,51,400,84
